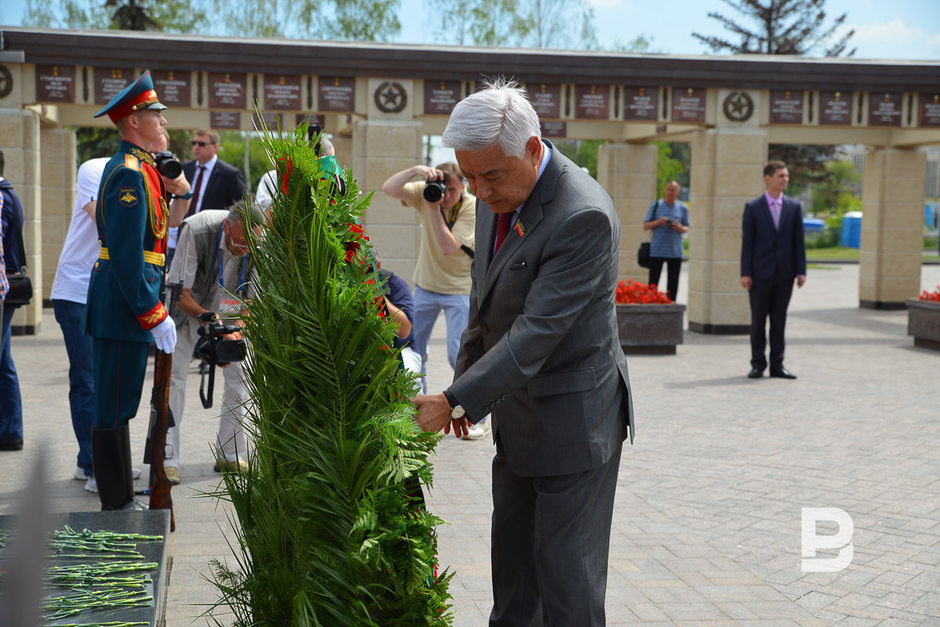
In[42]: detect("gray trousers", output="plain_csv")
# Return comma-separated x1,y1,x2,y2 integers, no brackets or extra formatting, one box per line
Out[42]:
489,438,623,627
166,320,247,468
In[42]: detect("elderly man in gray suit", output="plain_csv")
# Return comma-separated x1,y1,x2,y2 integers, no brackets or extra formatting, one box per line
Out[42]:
414,78,634,627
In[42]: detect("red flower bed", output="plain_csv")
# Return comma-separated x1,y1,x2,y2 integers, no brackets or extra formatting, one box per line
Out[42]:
615,279,672,304
920,285,940,302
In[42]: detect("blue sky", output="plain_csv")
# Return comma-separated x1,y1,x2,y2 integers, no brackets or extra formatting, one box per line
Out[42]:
2,0,939,60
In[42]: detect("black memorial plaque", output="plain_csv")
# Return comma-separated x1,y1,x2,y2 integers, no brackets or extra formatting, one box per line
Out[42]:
769,90,803,124
318,77,356,112
252,111,285,131
528,83,562,118
35,65,75,103
540,121,567,138
671,88,706,123
424,81,461,114
920,93,940,127
819,91,852,125
623,87,658,121
94,68,133,105
210,110,241,130
264,74,302,110
151,70,190,107
208,72,247,109
869,92,903,127
575,85,609,119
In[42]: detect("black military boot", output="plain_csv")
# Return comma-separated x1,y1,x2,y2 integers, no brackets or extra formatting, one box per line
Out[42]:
92,425,147,511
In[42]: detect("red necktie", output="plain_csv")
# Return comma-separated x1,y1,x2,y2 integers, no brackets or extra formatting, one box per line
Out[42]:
187,165,205,218
494,213,512,254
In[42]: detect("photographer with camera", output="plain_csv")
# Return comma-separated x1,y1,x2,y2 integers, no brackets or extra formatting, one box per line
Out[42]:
381,163,484,435
642,180,689,303
164,202,266,483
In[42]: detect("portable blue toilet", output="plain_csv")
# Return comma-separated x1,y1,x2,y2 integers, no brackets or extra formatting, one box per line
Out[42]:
840,212,862,248
803,218,824,234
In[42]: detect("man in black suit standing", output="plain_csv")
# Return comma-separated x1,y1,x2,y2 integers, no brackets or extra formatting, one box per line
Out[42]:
168,130,246,262
741,160,806,380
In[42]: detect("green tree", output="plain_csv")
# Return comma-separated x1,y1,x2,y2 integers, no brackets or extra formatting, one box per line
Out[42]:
208,128,452,625
214,0,400,41
555,139,604,178
654,141,685,198
429,0,596,49
691,0,856,185
24,0,207,32
691,0,855,56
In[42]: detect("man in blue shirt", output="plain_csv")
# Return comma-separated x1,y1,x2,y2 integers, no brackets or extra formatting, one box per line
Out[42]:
642,180,690,302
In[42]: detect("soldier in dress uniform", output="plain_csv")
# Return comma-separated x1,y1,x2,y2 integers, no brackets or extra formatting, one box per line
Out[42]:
83,71,189,510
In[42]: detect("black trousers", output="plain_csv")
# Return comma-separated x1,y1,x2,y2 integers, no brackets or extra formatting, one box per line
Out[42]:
648,257,682,302
748,277,794,371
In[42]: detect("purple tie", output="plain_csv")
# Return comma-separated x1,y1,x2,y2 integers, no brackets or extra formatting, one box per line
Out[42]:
771,199,781,229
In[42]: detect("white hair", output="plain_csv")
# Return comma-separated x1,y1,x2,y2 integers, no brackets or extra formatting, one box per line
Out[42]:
441,77,541,159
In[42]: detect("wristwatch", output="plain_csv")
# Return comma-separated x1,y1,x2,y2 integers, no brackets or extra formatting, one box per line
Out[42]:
173,189,194,200
443,389,465,419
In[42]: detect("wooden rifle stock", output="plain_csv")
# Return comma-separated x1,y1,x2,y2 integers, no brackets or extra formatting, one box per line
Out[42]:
147,275,180,530
147,348,175,531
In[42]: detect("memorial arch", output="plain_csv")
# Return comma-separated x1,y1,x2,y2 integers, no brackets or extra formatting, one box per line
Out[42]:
2,27,938,335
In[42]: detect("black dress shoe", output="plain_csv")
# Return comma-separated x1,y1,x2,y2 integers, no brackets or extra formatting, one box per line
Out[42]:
747,368,764,379
770,367,797,379
0,438,23,451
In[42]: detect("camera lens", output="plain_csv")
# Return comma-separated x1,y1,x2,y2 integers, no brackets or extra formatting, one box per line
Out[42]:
154,150,183,179
423,180,445,203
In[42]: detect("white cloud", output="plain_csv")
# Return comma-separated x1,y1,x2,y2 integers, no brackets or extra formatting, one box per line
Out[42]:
849,19,926,44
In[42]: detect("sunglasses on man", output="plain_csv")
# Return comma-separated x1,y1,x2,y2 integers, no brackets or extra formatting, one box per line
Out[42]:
192,140,211,147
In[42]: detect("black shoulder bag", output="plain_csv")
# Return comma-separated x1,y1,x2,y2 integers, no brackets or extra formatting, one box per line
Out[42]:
4,203,32,306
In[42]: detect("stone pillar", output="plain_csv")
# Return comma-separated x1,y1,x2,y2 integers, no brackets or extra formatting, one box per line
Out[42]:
331,134,353,170
41,126,77,303
687,128,767,333
352,120,422,283
858,148,927,309
0,106,43,334
596,143,658,281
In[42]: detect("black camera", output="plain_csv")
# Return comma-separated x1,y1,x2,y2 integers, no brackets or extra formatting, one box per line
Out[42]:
196,312,246,366
423,179,446,204
196,312,247,409
153,150,183,179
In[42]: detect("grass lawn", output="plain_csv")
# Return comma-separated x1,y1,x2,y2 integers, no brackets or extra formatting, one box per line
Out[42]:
807,247,940,263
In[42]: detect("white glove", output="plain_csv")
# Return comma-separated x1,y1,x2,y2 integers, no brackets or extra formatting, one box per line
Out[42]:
151,315,177,354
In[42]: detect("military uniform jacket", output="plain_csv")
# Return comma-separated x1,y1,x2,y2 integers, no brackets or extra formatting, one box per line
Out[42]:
84,140,169,342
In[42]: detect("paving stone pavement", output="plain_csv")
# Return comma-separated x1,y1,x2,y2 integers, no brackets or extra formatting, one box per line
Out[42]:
1,263,938,626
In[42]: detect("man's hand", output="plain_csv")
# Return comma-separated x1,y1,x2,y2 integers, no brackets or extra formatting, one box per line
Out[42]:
741,276,753,290
413,393,467,438
163,172,191,197
796,275,807,288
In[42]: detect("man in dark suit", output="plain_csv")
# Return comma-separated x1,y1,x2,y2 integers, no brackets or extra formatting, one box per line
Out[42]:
741,160,807,380
414,79,633,626
168,130,246,263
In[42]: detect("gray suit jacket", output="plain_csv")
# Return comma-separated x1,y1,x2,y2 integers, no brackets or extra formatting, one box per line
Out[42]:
449,143,633,477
